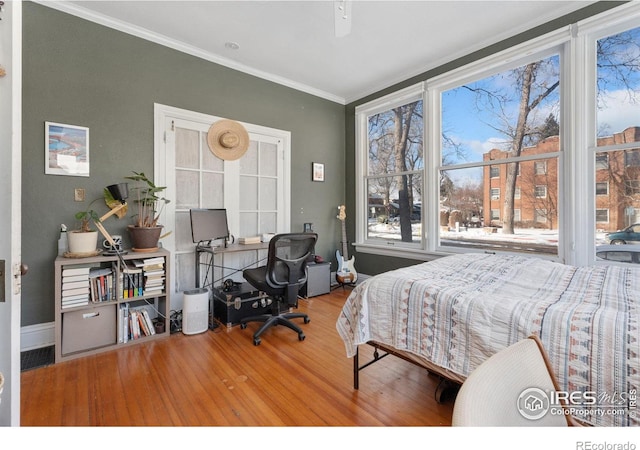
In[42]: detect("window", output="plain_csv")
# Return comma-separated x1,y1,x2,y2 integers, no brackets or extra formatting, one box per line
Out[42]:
535,209,548,223
356,85,424,248
589,18,640,264
535,161,547,175
354,3,640,265
596,153,609,170
535,185,547,198
596,209,609,223
439,51,561,254
596,182,609,195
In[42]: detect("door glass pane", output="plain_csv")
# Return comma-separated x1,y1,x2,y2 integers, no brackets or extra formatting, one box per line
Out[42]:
240,140,259,175
175,211,192,252
202,172,224,208
240,175,258,210
176,169,199,210
240,211,258,236
260,178,277,210
261,142,278,177
202,132,223,171
260,212,277,234
175,128,199,169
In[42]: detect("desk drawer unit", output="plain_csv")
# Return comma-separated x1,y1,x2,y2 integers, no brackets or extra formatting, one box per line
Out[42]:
212,283,271,328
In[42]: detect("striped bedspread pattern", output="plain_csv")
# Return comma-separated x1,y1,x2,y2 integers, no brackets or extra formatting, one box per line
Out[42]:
336,253,639,426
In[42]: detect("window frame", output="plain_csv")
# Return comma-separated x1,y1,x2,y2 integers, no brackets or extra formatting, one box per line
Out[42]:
353,3,640,265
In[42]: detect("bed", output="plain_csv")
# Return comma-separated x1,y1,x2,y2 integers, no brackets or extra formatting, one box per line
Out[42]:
336,253,639,427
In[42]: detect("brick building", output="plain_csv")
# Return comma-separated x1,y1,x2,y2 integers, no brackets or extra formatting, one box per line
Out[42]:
482,127,640,232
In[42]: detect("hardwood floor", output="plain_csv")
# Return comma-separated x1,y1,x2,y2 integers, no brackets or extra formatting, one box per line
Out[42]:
21,288,454,426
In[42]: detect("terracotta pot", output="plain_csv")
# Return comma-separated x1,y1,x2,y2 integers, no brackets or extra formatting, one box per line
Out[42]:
67,230,98,254
128,225,163,251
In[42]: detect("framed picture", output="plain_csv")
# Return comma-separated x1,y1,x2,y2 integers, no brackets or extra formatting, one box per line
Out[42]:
45,121,90,177
312,162,325,182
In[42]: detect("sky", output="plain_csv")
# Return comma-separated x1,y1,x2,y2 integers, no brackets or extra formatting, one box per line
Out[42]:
441,25,640,183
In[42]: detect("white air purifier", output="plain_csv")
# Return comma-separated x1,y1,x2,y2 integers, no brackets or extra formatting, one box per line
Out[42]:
182,288,209,335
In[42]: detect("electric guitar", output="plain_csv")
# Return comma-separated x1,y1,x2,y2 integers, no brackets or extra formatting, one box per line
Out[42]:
336,205,357,284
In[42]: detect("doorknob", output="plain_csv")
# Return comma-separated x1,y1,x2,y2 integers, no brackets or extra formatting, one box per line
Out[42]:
20,263,28,276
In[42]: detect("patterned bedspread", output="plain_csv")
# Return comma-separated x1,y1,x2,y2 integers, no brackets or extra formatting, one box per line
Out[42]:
336,253,639,426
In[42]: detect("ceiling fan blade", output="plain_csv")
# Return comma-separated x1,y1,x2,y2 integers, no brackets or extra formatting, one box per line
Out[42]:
334,0,352,37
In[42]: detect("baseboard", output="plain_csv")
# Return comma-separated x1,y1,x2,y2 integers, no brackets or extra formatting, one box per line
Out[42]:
21,322,55,352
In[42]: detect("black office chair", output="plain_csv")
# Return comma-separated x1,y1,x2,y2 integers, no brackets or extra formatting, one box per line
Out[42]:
240,233,317,346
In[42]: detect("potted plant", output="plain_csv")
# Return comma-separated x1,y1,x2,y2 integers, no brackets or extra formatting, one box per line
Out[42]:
125,171,170,251
67,204,101,255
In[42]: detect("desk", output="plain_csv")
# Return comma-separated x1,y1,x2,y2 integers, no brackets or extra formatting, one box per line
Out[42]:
195,242,269,291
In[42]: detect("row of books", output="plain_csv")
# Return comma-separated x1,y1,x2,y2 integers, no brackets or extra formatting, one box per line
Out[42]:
118,303,157,343
61,256,166,309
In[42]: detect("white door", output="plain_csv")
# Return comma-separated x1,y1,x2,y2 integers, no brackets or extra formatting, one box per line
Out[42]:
0,1,22,426
154,105,291,310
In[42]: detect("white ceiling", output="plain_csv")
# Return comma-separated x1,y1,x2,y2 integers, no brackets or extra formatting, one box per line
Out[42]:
44,1,594,104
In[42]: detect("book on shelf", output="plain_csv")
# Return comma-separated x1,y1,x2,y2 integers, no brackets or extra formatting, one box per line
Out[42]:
62,274,90,283
141,309,156,335
62,286,90,297
61,301,89,310
62,292,90,302
121,264,143,298
62,266,91,277
142,256,165,266
88,267,115,302
62,280,89,290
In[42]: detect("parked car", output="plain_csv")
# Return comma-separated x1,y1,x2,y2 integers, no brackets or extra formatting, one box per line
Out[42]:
596,244,640,264
605,223,640,244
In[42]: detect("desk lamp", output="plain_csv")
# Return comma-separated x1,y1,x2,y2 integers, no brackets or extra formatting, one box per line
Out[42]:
94,183,129,254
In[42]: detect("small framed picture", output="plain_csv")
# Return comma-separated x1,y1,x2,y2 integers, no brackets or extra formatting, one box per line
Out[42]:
45,121,90,177
312,162,325,182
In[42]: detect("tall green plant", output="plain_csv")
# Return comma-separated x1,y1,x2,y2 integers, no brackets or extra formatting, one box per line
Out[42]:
125,171,170,228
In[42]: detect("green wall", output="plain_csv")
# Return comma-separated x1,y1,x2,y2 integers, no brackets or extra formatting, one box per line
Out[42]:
22,2,345,326
345,1,625,277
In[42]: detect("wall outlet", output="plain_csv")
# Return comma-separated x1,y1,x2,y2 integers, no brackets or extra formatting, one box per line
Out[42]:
74,188,85,202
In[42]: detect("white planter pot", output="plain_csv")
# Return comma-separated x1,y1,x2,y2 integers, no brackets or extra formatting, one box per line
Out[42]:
67,230,98,254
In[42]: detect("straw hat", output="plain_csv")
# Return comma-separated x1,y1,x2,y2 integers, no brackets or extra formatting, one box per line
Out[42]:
207,119,249,161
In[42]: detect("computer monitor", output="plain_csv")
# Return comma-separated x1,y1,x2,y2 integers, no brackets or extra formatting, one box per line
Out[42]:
190,208,229,245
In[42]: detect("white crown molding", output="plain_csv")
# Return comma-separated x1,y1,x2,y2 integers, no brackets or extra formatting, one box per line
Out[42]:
34,1,347,105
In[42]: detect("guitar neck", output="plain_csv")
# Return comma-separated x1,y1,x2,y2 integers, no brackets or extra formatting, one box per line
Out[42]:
341,220,348,258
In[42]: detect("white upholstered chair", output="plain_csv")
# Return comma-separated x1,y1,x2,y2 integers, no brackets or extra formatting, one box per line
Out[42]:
452,335,578,426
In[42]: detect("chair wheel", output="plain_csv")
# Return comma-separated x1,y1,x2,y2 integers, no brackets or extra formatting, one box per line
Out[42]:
298,333,305,341
304,317,310,324
253,337,261,346
240,323,247,329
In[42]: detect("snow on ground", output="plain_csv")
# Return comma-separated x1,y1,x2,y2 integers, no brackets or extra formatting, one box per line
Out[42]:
368,220,610,246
